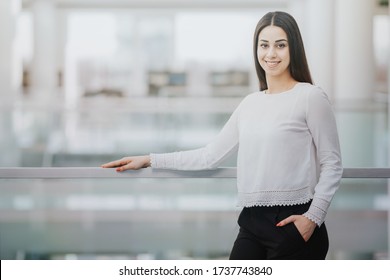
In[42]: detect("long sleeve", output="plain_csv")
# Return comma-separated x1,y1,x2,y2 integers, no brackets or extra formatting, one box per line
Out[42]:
150,104,241,170
303,87,343,226
149,83,342,224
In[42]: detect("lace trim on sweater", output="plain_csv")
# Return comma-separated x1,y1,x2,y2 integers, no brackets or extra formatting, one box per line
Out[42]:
237,188,331,226
150,153,174,169
237,186,313,207
302,197,330,226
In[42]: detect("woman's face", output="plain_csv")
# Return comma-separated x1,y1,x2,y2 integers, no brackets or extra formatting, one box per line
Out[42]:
257,25,291,79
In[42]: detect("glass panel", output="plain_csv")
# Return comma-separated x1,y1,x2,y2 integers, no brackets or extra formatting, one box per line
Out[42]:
327,178,388,259
0,178,238,260
0,177,388,260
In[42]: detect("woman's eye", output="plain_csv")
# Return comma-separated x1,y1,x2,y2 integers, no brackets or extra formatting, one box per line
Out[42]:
259,44,268,49
277,43,286,48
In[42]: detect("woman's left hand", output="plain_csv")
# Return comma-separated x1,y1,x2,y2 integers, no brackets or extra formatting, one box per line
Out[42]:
276,215,316,242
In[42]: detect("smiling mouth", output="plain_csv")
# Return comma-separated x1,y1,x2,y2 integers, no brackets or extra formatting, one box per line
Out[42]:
265,61,280,68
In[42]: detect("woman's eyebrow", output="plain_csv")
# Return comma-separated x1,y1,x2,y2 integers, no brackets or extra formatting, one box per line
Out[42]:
259,39,288,43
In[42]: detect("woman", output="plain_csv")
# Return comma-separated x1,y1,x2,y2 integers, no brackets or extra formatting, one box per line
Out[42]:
102,11,343,260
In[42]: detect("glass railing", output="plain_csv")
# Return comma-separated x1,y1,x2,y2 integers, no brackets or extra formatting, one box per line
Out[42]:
0,167,388,260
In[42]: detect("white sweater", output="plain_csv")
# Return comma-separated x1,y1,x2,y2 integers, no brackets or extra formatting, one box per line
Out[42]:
150,83,343,226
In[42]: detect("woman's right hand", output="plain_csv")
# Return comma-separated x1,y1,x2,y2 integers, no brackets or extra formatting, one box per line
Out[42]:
101,155,151,172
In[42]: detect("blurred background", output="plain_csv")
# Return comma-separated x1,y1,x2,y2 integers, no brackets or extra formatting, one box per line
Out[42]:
0,0,389,260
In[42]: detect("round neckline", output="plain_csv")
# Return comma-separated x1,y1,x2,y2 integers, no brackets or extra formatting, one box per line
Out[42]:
262,83,302,96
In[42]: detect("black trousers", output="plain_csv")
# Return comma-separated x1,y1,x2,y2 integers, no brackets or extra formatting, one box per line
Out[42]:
229,202,329,260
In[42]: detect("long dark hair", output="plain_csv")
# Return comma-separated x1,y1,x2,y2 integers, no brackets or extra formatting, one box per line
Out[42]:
253,11,313,91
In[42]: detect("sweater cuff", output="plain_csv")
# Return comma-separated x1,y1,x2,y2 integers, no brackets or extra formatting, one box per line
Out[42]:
302,197,330,226
150,153,175,169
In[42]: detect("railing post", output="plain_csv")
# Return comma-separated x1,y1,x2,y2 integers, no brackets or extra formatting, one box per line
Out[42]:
388,0,390,260
387,0,390,259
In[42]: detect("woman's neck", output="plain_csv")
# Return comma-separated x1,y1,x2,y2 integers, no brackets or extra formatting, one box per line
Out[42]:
265,75,298,94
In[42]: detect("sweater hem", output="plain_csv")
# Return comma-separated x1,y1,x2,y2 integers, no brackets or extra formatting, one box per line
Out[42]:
236,186,314,208
237,197,313,208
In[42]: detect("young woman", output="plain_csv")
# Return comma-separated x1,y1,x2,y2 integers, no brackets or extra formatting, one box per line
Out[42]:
102,11,343,260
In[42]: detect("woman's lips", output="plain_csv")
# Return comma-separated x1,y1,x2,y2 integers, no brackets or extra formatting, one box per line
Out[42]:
266,61,281,68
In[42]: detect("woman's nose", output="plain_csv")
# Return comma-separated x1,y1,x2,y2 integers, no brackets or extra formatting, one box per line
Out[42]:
266,46,277,58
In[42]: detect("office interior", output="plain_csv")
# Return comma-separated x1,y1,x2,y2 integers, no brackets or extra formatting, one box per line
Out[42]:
0,0,389,260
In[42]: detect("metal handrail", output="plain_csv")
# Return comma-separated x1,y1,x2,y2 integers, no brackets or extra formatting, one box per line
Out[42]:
0,167,390,179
